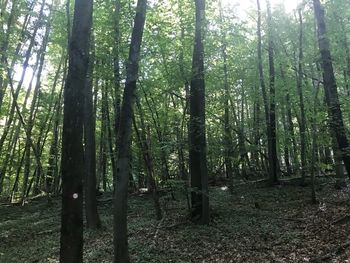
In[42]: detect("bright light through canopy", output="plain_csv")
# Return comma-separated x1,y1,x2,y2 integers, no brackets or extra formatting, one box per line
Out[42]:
221,0,301,16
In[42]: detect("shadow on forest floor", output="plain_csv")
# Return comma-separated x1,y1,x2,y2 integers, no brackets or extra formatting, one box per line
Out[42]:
1,177,350,262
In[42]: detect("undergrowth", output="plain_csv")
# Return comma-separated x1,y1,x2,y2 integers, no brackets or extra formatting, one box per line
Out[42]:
1,178,350,262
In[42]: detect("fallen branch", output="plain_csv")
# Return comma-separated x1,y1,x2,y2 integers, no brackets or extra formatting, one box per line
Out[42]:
276,217,306,223
37,228,59,235
311,240,350,262
150,216,165,249
160,220,189,230
332,215,350,225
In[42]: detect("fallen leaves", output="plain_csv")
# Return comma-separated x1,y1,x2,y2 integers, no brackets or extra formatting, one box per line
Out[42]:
1,179,350,262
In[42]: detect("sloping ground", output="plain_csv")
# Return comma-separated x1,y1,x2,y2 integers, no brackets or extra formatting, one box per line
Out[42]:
0,179,350,262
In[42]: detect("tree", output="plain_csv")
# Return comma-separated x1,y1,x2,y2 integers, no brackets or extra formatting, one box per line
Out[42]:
296,8,307,185
266,0,278,184
59,0,93,260
189,0,209,224
113,0,147,261
313,0,350,176
84,35,101,229
256,0,273,180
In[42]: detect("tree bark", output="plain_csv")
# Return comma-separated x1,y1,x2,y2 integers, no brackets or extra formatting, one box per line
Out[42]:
134,98,162,220
84,35,101,229
59,0,93,260
297,8,307,185
218,0,233,186
266,0,278,185
21,22,50,204
313,0,350,177
113,0,147,261
256,0,272,179
189,0,209,225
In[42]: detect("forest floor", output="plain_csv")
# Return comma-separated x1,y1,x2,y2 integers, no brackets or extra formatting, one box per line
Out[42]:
1,177,350,262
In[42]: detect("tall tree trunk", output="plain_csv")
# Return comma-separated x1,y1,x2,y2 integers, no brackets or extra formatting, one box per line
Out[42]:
103,82,117,190
313,0,350,176
218,0,233,187
134,98,162,220
286,86,298,170
98,84,108,192
297,8,307,185
113,0,122,170
0,0,45,154
310,80,321,204
0,0,17,109
84,35,101,229
21,19,51,204
0,55,38,194
253,94,262,172
59,0,93,259
266,0,278,185
113,0,147,261
141,86,171,180
256,0,271,178
189,0,209,224
44,55,66,195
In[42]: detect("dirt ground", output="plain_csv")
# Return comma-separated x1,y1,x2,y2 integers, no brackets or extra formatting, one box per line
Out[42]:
1,178,350,262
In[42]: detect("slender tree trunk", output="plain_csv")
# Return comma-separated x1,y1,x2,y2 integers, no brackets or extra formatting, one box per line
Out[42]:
99,90,108,192
59,0,93,259
281,101,291,175
21,20,51,204
266,0,278,185
279,67,292,175
104,83,117,190
0,0,17,109
256,0,271,179
286,88,298,170
141,86,171,180
113,0,147,261
134,98,162,220
0,0,45,154
297,8,307,185
0,38,41,195
44,55,66,195
11,145,24,202
113,0,122,174
310,80,321,204
84,35,101,229
313,0,350,177
218,0,233,187
189,0,209,224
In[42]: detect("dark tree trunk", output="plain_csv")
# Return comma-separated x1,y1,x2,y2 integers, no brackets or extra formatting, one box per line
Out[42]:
286,89,298,170
134,98,162,220
218,0,233,187
113,0,122,168
189,0,209,225
113,0,147,261
84,35,101,229
256,0,271,179
59,0,93,260
297,8,307,185
141,86,171,180
266,0,278,185
313,0,350,177
47,57,66,195
311,81,321,204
